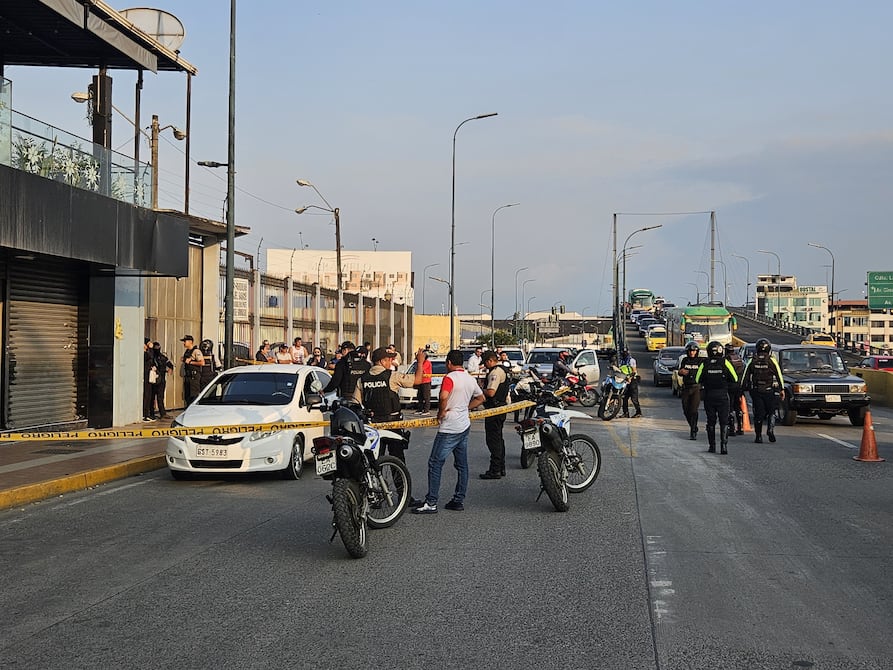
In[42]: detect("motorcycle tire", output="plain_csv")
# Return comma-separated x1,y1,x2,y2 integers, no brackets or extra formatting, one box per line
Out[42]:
520,445,537,469
578,388,598,408
564,434,601,493
598,394,622,421
367,455,411,529
332,479,368,558
537,450,569,512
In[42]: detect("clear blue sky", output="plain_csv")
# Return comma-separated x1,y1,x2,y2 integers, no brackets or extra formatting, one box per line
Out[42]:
8,1,892,317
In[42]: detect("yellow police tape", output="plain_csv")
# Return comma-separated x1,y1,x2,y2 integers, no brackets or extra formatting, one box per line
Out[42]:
0,400,538,442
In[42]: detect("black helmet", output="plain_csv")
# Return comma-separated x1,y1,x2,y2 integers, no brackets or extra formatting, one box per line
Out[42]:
707,341,724,357
199,339,214,355
756,338,771,354
620,346,629,356
724,343,736,354
684,341,699,354
559,350,570,360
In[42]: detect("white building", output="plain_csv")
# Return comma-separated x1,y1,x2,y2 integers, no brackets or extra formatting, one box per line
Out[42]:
756,274,828,332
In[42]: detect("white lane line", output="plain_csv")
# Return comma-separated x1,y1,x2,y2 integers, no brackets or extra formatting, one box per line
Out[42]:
816,433,857,450
50,478,155,509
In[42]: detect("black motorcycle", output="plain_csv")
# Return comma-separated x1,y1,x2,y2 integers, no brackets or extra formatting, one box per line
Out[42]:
312,400,411,558
513,374,601,511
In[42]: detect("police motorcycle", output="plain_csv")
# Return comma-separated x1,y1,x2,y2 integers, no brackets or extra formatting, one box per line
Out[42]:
597,365,632,421
311,398,411,559
512,372,601,512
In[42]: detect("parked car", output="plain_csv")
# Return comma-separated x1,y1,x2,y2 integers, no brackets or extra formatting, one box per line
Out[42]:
398,356,447,407
855,355,893,371
637,317,660,337
166,364,334,480
774,345,870,426
524,347,601,384
629,309,648,323
801,332,837,347
653,346,684,387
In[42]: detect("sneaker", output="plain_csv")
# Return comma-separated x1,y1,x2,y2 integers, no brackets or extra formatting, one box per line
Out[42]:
632,413,643,418
411,502,437,514
409,497,424,508
141,417,153,422
444,499,464,511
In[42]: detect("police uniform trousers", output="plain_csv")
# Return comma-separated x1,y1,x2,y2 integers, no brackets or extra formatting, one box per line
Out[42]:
680,384,701,431
702,388,730,447
484,410,507,476
727,384,744,433
749,389,778,436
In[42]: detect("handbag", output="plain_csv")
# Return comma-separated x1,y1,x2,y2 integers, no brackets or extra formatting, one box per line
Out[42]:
148,367,159,384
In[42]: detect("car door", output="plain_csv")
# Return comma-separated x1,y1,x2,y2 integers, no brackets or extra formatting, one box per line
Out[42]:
572,349,601,384
300,369,332,443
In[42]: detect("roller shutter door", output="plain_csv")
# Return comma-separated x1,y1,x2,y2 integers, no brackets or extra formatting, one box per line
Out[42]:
7,262,86,429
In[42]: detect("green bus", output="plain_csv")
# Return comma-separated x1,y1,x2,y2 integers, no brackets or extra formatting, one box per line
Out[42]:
628,288,656,312
664,302,737,347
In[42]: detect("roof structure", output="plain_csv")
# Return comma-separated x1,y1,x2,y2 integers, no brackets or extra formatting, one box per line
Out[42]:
0,0,197,74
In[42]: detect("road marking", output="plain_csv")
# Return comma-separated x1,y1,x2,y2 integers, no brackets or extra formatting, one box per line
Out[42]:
51,478,155,509
816,433,857,450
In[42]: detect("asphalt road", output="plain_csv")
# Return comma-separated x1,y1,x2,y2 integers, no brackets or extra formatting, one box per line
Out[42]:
1,336,891,669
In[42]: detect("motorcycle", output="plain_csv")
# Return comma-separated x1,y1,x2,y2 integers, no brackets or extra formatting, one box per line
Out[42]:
597,365,631,421
513,373,601,512
563,372,600,407
311,399,412,558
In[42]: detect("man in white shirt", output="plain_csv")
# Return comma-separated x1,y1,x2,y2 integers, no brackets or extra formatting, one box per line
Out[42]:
466,346,483,374
412,349,485,514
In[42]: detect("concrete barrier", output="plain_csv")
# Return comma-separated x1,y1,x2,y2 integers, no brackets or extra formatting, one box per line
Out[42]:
851,368,893,408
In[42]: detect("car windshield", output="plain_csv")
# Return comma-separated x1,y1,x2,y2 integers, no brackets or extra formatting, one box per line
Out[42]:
197,371,298,406
779,349,847,374
659,349,682,363
528,351,561,364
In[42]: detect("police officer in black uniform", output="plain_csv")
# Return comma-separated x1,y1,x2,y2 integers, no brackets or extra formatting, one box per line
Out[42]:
695,341,739,454
479,350,512,479
324,341,371,398
677,341,702,440
740,338,785,443
724,343,746,436
354,346,425,463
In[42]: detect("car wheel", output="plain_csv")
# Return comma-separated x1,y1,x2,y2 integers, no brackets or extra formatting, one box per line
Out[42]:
280,435,305,480
780,400,797,426
848,407,866,426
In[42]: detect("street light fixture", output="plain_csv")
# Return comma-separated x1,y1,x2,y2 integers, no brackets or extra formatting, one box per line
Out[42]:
490,203,520,348
372,237,379,251
514,266,529,338
296,179,344,343
521,278,535,342
757,249,782,319
422,262,440,315
686,282,701,304
614,223,662,350
808,242,836,338
732,253,751,310
450,112,498,350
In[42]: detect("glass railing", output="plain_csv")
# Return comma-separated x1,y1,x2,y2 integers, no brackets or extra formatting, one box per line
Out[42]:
0,104,151,207
0,77,10,166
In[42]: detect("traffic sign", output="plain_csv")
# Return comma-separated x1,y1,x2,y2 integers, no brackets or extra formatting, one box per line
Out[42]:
867,271,893,309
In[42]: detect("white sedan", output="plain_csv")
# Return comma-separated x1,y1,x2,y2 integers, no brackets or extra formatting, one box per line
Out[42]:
398,356,447,408
166,364,334,480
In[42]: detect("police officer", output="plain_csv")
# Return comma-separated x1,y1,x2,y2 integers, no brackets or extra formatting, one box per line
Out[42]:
324,341,370,398
617,347,642,418
479,350,512,479
180,335,204,406
695,341,739,454
740,338,784,443
677,341,702,439
724,343,746,436
354,347,425,463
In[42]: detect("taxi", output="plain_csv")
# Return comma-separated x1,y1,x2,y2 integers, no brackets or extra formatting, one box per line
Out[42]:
801,332,836,347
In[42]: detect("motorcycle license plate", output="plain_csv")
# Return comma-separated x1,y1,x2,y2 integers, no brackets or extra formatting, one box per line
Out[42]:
315,452,337,475
521,430,541,451
824,394,841,403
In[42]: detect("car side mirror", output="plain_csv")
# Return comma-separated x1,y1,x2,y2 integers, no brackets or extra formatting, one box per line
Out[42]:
306,393,325,409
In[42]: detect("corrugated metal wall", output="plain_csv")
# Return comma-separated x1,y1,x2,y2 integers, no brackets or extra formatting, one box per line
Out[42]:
6,260,87,429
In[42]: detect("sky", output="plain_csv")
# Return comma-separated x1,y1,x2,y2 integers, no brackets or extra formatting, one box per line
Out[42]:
6,1,893,318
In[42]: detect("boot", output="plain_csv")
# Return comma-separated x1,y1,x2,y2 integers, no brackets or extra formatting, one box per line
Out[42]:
766,415,776,443
754,421,763,443
720,426,728,454
707,426,716,453
689,426,697,440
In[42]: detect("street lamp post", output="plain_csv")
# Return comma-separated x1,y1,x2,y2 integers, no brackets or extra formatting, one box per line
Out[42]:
526,296,537,343
422,262,440,315
614,222,662,351
758,249,781,319
686,282,701,304
521,278,535,343
808,242,835,338
694,270,709,302
490,203,519,348
297,179,343,343
581,306,591,347
714,260,729,305
149,114,186,209
479,288,492,340
223,0,236,369
514,266,529,339
732,253,751,310
450,112,498,350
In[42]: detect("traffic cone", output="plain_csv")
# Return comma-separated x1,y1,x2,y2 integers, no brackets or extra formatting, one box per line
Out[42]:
853,408,884,462
739,395,752,433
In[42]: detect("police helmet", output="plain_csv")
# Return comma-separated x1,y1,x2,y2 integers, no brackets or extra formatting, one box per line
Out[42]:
707,340,724,358
724,343,736,354
756,338,771,354
199,339,214,356
684,341,700,354
620,346,629,356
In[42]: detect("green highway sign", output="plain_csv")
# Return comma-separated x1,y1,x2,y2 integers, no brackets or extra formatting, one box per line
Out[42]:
867,271,893,309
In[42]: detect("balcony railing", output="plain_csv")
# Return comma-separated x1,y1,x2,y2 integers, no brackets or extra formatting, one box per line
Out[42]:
0,82,151,208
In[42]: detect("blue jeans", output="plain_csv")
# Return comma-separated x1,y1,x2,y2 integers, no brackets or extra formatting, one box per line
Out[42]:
425,427,470,505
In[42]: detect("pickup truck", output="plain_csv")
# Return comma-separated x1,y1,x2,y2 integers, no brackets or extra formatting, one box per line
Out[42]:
773,345,869,426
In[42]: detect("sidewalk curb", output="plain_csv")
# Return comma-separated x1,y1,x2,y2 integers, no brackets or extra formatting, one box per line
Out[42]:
0,454,166,511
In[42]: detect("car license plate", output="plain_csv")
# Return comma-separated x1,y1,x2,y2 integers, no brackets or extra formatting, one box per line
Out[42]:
316,452,337,475
825,394,842,403
521,430,541,451
196,446,228,458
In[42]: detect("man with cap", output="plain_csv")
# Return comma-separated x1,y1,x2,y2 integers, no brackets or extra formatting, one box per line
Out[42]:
180,335,205,406
324,341,371,398
354,346,426,464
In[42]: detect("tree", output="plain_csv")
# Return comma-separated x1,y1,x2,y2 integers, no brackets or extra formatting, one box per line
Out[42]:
473,329,515,347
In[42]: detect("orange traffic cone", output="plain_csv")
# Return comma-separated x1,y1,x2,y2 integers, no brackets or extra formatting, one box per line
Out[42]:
739,395,752,433
853,408,884,462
